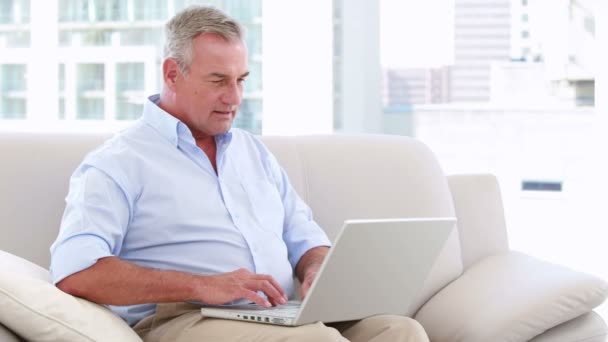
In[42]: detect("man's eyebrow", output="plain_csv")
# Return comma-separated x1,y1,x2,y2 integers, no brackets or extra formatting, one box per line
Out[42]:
207,72,250,79
208,72,226,79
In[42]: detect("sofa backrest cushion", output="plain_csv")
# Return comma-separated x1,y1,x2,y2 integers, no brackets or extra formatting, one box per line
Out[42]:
1,132,463,315
261,134,463,315
0,133,109,269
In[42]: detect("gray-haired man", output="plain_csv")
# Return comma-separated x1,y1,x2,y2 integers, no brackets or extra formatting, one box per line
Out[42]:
50,5,429,341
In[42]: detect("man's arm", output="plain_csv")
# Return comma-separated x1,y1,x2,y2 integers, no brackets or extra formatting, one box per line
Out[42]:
295,246,329,299
57,256,288,307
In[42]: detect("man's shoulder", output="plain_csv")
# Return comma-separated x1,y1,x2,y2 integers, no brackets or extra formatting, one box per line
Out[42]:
83,122,150,165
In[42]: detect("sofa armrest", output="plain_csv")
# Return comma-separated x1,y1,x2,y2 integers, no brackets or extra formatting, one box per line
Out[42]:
415,251,608,342
447,174,509,269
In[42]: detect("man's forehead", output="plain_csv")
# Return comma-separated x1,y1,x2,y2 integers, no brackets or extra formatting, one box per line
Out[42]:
189,36,248,76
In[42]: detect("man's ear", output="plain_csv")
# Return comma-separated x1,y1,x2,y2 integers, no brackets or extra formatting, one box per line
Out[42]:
163,58,180,92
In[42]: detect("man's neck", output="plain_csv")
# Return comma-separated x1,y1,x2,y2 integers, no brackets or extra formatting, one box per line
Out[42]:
196,137,218,174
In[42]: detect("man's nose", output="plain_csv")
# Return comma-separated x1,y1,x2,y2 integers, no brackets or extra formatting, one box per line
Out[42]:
221,81,241,105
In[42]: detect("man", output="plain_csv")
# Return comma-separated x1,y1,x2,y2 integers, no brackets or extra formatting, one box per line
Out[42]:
50,5,429,342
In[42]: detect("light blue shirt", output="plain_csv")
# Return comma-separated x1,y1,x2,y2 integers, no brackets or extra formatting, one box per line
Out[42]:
50,94,331,325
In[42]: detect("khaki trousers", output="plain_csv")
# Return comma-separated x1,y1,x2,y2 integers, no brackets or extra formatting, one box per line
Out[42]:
133,303,429,342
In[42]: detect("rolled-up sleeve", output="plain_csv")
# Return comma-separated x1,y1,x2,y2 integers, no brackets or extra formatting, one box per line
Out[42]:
265,154,332,269
50,165,131,284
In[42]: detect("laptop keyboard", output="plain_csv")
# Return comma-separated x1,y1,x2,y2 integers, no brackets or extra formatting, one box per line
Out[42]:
250,301,301,317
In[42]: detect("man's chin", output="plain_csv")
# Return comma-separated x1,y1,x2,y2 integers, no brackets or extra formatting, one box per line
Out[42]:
214,122,233,135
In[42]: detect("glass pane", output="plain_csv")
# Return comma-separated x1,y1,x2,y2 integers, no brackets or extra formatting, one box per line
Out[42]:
58,0,89,22
59,30,114,46
0,64,27,119
116,63,144,120
235,98,262,134
77,98,104,119
77,64,104,91
58,98,65,119
225,0,261,22
134,0,167,21
58,64,66,119
119,28,163,46
244,61,261,93
0,0,29,24
58,64,66,92
20,0,30,23
1,31,31,48
94,0,127,21
116,63,144,92
174,0,218,12
77,64,105,120
245,24,262,55
0,99,26,119
0,0,12,24
1,64,27,91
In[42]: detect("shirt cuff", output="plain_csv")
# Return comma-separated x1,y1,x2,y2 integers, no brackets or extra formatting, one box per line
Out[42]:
50,234,114,284
287,222,332,269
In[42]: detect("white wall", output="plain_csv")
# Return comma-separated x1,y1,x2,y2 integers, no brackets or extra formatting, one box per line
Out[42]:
261,0,333,135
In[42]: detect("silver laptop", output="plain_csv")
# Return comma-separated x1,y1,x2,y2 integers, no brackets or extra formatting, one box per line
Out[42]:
200,217,456,326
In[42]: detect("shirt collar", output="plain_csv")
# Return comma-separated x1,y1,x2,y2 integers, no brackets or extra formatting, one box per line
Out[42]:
142,94,233,148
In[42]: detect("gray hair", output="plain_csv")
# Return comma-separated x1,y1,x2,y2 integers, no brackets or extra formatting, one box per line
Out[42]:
164,5,244,74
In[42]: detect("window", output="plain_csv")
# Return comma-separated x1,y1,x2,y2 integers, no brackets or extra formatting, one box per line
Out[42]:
1,1,605,290
376,0,605,291
1,0,263,134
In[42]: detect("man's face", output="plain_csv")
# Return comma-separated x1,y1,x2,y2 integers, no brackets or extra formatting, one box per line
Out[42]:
171,33,248,139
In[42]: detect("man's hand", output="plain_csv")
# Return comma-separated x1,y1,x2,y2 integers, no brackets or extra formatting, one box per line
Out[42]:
295,246,329,299
197,268,288,307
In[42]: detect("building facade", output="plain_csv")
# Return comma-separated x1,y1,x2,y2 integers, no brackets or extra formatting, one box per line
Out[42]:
450,0,511,102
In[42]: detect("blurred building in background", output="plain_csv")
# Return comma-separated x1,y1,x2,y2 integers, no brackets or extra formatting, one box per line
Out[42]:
450,0,512,103
381,0,594,111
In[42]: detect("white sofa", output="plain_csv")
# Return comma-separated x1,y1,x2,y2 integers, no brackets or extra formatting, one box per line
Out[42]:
1,132,607,342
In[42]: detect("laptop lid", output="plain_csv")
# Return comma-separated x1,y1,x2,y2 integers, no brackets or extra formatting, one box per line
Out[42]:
294,217,455,325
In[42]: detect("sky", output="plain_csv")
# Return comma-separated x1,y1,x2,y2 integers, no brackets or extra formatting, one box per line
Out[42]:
380,0,455,68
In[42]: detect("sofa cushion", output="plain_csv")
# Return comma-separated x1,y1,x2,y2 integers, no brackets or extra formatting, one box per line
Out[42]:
0,250,141,342
0,323,21,342
415,251,608,342
529,311,607,342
